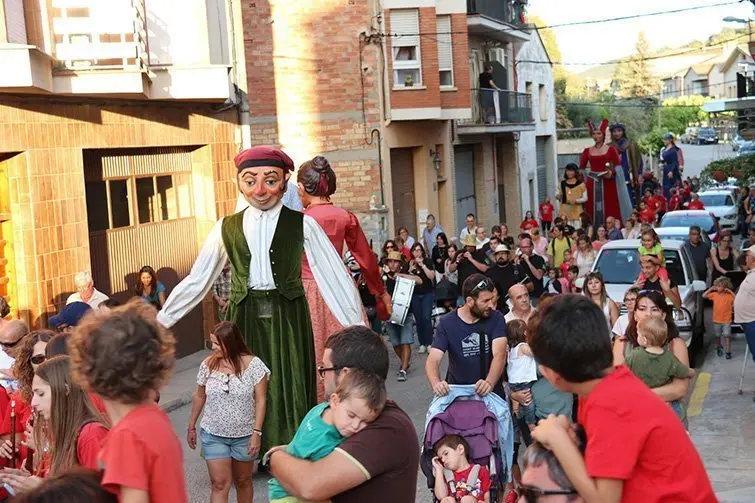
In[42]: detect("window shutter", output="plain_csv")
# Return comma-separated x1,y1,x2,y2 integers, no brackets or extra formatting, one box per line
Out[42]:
391,9,419,47
436,16,453,70
3,0,27,44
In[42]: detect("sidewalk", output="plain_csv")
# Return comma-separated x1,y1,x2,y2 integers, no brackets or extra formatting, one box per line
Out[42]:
689,336,755,502
161,350,210,413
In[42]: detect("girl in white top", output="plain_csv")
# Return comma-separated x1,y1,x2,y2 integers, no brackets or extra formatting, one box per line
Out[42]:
583,272,619,334
506,319,538,431
574,234,597,278
187,321,270,503
612,287,640,340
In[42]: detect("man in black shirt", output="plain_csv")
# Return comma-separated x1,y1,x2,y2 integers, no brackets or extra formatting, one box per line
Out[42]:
485,244,531,314
455,235,489,290
478,63,501,123
635,255,681,308
516,233,546,301
683,225,711,282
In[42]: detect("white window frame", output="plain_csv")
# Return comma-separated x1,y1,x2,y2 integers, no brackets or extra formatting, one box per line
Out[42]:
436,15,454,88
391,9,422,88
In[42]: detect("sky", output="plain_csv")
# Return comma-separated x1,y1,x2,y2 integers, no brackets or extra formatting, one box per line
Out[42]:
528,0,755,70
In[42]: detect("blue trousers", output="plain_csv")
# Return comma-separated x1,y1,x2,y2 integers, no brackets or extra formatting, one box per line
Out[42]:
411,292,435,347
743,321,755,361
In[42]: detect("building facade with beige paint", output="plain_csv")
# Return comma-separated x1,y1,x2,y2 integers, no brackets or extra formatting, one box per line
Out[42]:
0,0,244,355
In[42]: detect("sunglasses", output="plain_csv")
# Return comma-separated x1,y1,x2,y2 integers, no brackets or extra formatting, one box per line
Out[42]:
317,365,342,379
469,277,494,297
519,485,578,502
217,373,231,393
31,354,46,366
0,338,23,349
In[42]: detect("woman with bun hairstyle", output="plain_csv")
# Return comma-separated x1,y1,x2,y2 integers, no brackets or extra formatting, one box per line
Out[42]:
297,156,392,400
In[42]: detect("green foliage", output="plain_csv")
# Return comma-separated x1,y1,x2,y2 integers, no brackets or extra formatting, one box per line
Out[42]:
659,95,712,135
701,156,755,187
614,32,659,98
638,128,665,154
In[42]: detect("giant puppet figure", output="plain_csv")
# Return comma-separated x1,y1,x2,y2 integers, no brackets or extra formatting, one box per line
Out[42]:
609,123,644,206
580,119,632,225
157,146,366,451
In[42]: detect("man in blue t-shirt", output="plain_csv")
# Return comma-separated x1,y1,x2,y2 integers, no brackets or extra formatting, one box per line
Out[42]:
425,274,508,397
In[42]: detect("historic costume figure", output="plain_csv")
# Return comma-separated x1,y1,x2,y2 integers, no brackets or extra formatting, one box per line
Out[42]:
297,156,391,400
580,119,630,225
661,133,683,200
557,163,587,229
610,123,643,205
157,146,365,451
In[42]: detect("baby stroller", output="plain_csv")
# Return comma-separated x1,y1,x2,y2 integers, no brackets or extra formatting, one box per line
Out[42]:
421,386,513,503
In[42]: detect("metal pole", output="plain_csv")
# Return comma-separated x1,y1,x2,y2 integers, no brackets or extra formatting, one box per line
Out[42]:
658,90,662,130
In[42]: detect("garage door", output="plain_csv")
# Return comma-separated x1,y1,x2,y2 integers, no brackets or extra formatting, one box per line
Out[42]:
390,148,417,237
454,146,476,233
536,137,548,205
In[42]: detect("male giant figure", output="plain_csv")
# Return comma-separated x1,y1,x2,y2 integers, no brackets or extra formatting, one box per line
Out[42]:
610,123,643,206
157,146,365,450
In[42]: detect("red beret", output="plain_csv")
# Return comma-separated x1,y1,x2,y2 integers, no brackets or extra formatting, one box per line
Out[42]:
234,146,294,172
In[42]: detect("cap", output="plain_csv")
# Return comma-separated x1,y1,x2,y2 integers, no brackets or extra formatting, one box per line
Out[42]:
461,235,477,247
234,146,294,173
743,245,755,255
494,244,510,254
48,301,92,328
386,251,404,262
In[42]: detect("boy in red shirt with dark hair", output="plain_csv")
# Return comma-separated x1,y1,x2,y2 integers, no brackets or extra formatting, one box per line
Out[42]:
638,201,656,225
538,197,555,232
69,299,187,503
652,187,667,220
529,296,716,503
668,188,682,212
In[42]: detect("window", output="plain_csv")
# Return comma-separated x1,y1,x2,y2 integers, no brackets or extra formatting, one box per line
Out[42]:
539,84,547,121
436,15,453,87
85,173,193,233
391,9,421,87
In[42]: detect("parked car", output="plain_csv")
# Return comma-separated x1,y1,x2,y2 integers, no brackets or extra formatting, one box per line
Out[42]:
585,240,706,360
659,210,720,242
731,134,746,151
738,141,755,157
681,127,698,144
696,127,718,145
697,189,738,231
655,227,712,249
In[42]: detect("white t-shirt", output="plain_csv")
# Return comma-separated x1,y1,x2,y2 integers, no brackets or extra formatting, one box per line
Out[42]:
612,313,630,339
66,288,110,310
507,343,537,384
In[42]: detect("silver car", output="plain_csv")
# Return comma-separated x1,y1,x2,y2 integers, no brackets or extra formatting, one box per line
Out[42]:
587,240,706,352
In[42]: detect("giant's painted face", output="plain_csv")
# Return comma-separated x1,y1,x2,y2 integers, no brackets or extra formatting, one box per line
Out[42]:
237,165,289,210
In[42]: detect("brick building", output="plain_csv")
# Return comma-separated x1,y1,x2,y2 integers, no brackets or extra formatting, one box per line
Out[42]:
242,0,471,245
0,0,243,355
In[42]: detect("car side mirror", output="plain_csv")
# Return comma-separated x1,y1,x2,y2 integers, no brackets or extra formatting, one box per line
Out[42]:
692,280,706,292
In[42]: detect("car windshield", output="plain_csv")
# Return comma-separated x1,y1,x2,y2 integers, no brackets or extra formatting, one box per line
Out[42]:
661,214,716,234
699,194,733,207
594,249,686,286
699,128,715,136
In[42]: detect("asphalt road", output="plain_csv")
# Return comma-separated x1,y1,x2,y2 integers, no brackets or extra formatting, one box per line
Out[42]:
678,142,737,180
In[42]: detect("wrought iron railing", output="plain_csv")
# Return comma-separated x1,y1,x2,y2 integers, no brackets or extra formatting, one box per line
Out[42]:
467,0,525,26
461,88,533,125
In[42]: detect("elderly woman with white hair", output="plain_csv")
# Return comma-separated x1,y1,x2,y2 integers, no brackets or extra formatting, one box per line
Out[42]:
65,271,110,310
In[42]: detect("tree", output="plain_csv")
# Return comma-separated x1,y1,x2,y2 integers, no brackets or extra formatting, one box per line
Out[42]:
702,156,755,188
614,32,659,98
529,15,572,129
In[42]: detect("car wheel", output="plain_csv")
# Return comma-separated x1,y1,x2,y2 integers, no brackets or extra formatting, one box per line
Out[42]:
687,323,704,368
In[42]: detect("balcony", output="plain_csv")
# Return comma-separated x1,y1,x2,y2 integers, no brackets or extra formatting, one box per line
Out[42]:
466,0,530,44
457,88,534,134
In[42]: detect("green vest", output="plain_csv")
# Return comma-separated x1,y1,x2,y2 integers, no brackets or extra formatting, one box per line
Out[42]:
221,206,306,303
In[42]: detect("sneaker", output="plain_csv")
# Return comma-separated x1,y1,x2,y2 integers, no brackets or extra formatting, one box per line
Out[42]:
726,352,733,360
397,370,407,382
716,346,724,357
418,345,427,354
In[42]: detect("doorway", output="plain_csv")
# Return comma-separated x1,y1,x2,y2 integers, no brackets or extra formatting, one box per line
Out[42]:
390,148,417,237
454,146,476,233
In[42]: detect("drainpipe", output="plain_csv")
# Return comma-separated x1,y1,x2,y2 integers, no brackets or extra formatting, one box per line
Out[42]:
227,0,252,148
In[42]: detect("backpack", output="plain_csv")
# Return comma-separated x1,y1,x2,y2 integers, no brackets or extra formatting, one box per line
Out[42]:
549,236,572,258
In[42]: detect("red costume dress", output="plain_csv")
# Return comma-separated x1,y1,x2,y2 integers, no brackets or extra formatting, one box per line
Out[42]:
580,128,622,225
302,203,383,400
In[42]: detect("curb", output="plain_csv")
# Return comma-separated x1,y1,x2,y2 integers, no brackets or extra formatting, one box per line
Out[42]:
162,393,194,414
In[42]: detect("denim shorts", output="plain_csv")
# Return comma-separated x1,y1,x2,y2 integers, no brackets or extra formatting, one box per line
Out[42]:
200,428,253,462
712,322,732,339
386,321,413,347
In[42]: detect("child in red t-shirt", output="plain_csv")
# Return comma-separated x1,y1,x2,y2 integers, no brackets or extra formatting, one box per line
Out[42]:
432,435,491,503
641,189,656,213
687,193,704,210
69,299,187,503
652,188,667,217
529,296,716,503
668,189,681,212
638,202,656,225
539,198,555,232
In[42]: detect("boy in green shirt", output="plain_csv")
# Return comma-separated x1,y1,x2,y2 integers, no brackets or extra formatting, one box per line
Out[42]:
266,369,387,502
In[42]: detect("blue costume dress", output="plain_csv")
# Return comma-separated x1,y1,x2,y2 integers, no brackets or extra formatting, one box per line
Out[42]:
661,146,682,200
614,137,643,206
